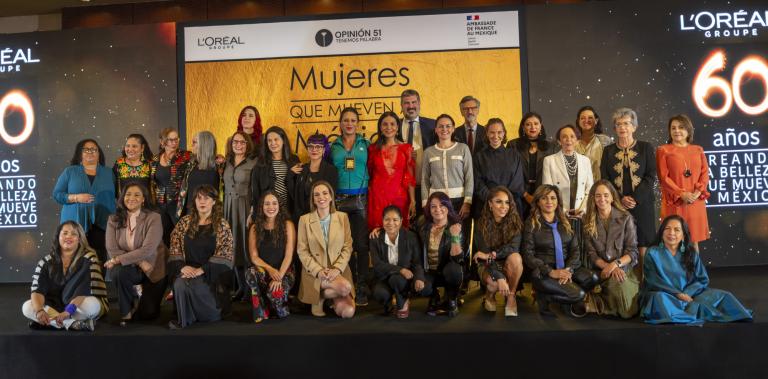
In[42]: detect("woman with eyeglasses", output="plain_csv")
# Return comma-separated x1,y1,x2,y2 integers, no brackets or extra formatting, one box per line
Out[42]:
289,132,338,225
53,139,116,264
150,128,193,246
223,131,259,301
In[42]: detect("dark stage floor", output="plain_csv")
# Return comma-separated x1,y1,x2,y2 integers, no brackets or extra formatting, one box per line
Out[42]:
1,265,766,379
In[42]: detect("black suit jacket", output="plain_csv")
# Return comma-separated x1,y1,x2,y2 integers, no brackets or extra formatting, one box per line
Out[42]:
370,229,425,282
454,123,487,155
398,116,436,150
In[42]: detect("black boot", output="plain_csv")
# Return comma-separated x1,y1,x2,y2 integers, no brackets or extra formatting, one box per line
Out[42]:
426,293,441,316
537,294,556,317
447,297,459,317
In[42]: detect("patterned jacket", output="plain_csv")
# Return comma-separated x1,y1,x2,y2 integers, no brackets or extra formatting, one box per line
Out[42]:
149,150,192,207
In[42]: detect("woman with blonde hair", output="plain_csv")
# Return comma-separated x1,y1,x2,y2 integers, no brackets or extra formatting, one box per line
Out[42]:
581,179,640,318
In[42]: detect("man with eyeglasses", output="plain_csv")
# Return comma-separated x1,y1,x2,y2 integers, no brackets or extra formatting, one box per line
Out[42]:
454,95,487,156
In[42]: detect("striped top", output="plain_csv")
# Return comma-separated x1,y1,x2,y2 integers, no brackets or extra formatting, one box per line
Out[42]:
272,160,289,207
31,247,108,317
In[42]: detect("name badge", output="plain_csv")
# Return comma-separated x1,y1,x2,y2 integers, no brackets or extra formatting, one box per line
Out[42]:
345,156,355,170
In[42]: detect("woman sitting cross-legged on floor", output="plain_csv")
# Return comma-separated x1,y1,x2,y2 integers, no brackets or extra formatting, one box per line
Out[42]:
22,221,108,331
640,215,752,325
370,205,426,318
245,191,296,322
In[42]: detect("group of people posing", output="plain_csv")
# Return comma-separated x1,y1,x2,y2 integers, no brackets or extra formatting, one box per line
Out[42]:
23,89,752,331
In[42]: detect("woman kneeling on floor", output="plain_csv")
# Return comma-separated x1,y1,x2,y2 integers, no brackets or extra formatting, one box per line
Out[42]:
23,221,108,331
370,205,426,318
167,185,234,329
474,186,525,317
246,191,295,322
522,185,598,317
296,180,355,318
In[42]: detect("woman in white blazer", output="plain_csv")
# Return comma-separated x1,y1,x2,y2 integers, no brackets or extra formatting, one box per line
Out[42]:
542,125,594,217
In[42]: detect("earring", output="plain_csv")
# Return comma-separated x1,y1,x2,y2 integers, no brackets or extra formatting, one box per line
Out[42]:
680,244,685,253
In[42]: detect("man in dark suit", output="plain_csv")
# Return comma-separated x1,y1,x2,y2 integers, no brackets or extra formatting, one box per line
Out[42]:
398,89,435,218
454,95,487,155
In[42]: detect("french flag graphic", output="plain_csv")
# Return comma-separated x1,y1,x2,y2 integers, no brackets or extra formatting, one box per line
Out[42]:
466,15,480,21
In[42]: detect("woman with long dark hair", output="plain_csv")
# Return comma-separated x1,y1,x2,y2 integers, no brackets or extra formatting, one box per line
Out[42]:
113,133,153,197
167,185,234,329
368,111,416,230
251,126,301,217
641,215,752,324
105,183,167,325
522,185,597,317
417,191,465,317
22,221,108,331
508,112,558,218
246,191,295,322
53,139,116,264
474,186,524,317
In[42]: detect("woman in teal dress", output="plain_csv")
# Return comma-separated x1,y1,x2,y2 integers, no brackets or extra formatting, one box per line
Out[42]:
641,215,752,324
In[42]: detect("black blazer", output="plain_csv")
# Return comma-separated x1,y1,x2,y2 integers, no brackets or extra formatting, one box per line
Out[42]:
251,154,301,216
521,216,580,279
416,219,464,272
454,124,487,155
398,116,436,151
370,229,425,282
288,160,338,223
507,137,558,194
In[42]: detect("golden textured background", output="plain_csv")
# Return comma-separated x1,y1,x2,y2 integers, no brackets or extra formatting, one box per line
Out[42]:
185,48,523,158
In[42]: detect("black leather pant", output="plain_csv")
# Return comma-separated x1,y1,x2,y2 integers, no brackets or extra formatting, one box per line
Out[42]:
531,267,598,304
421,262,464,300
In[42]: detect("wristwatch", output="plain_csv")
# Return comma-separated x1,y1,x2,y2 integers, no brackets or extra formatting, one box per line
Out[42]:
615,260,622,268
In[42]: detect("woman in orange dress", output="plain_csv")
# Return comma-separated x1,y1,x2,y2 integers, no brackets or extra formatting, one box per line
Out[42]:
656,114,710,250
367,111,416,231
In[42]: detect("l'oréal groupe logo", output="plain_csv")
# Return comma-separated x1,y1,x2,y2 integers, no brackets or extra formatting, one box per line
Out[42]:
196,36,245,50
1,47,40,73
678,10,767,38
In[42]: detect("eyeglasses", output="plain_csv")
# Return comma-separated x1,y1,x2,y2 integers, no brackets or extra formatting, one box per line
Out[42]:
307,145,324,151
165,138,180,143
83,148,98,154
461,106,479,112
232,140,247,145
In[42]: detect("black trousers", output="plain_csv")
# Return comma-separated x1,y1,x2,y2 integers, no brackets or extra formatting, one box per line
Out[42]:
531,267,598,304
112,264,166,320
86,225,107,265
158,202,178,248
450,198,472,285
422,262,464,300
342,200,370,294
372,274,411,309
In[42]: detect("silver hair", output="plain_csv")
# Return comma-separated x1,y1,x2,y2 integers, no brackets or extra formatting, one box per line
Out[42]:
612,107,638,127
194,131,217,170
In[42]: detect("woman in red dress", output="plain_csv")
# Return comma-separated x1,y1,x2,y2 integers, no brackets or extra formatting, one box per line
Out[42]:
656,114,710,250
367,111,416,230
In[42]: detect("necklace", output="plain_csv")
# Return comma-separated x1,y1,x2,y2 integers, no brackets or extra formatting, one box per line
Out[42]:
563,153,578,176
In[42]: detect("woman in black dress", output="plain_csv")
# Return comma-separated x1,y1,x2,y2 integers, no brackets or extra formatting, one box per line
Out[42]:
600,108,656,260
508,112,558,219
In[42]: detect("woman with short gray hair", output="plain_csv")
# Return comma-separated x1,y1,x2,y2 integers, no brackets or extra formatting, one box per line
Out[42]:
600,108,657,264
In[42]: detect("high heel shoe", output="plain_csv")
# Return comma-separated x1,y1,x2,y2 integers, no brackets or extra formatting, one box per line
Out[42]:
311,300,326,317
482,295,497,312
396,299,410,319
536,294,555,317
504,297,518,317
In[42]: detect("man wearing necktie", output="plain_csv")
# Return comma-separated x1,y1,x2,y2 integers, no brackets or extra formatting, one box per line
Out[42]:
398,89,436,218
454,95,487,156
454,95,488,283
